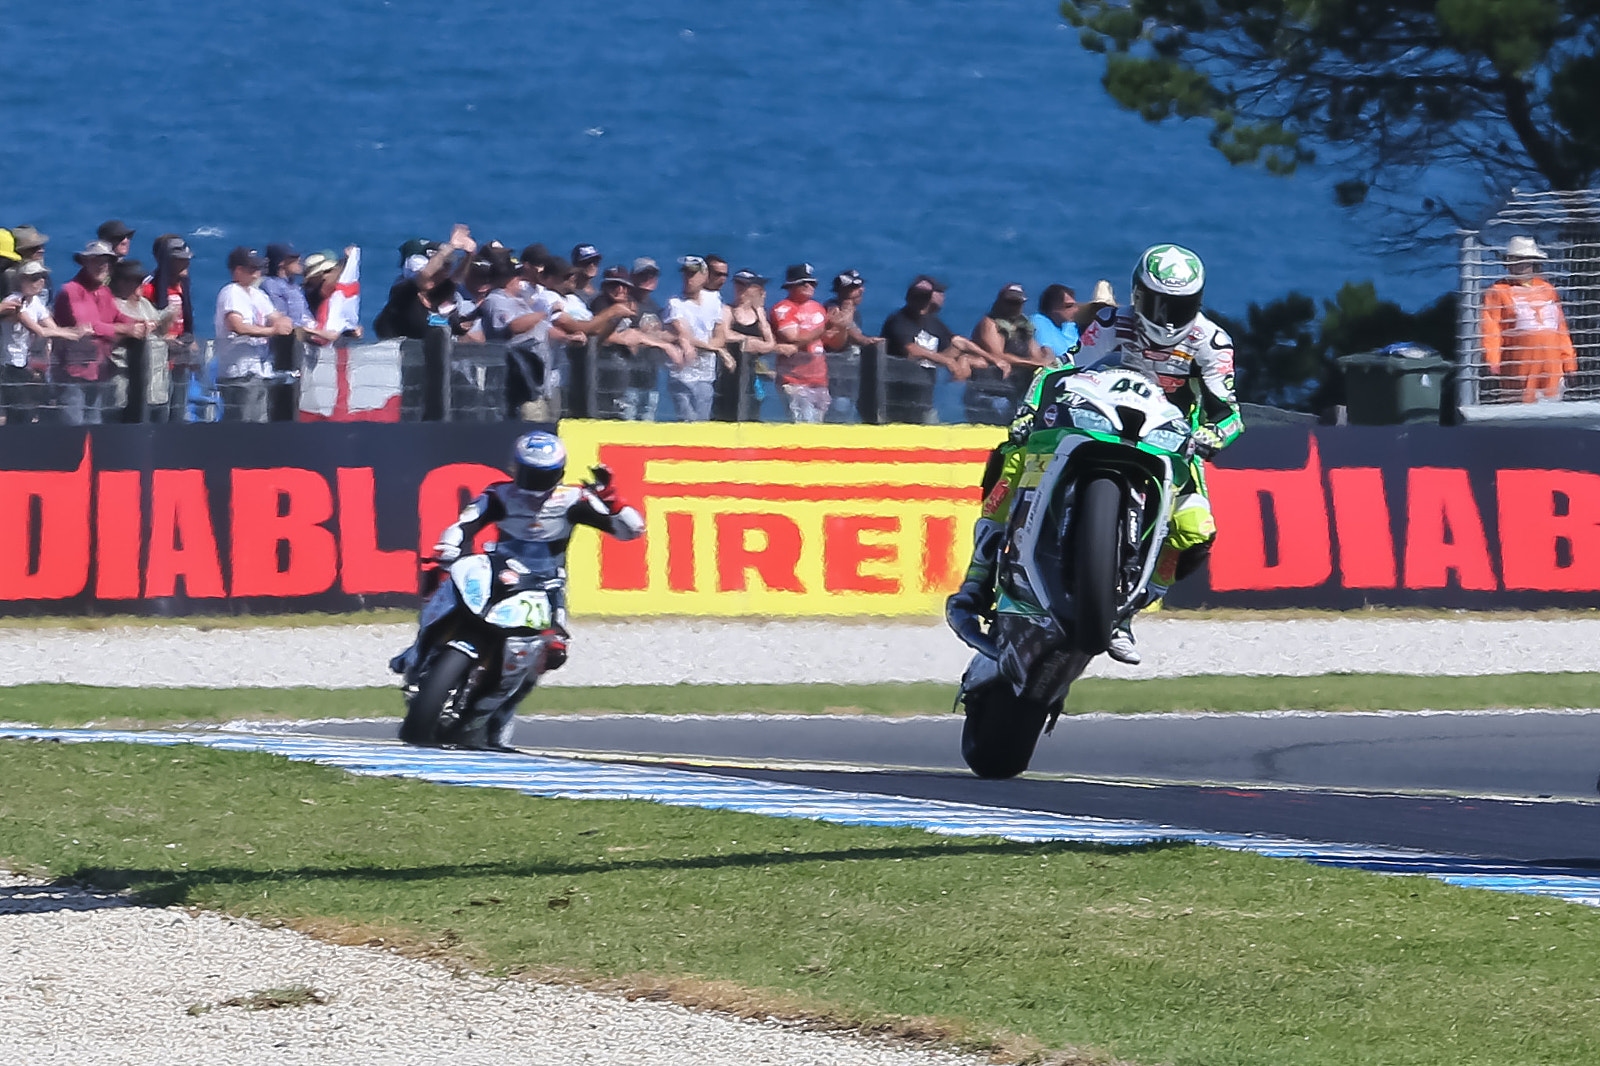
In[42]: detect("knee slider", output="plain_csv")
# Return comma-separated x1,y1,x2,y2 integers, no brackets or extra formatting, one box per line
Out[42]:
1164,493,1215,552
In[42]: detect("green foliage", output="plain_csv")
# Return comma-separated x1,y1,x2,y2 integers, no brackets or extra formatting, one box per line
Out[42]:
1213,283,1458,409
1063,0,1600,213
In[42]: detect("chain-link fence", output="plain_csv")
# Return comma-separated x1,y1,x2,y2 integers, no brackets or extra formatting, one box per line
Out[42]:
1457,189,1600,418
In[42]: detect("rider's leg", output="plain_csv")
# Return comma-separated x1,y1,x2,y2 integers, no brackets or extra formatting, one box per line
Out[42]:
390,582,457,682
946,443,1023,658
455,636,543,751
1108,460,1217,665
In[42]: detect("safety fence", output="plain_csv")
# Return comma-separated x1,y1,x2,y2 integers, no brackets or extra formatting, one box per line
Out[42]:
1,329,1033,427
1457,189,1600,419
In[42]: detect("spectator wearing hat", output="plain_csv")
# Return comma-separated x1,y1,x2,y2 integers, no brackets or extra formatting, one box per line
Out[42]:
571,244,602,305
879,276,985,423
823,269,880,353
110,258,178,421
215,245,291,422
1481,236,1578,403
0,231,19,299
0,261,86,423
301,248,362,344
53,241,150,424
97,220,136,259
1030,284,1080,365
8,226,50,302
665,255,729,421
375,225,475,340
146,235,196,340
714,269,782,417
261,244,314,328
591,267,663,420
967,283,1048,425
770,263,830,422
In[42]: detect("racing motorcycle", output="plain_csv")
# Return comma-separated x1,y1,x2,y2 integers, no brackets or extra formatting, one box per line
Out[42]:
955,366,1194,779
398,542,566,750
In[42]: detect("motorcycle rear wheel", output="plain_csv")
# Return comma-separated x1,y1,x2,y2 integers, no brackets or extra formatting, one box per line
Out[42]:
1074,476,1123,655
960,679,1053,779
399,647,474,747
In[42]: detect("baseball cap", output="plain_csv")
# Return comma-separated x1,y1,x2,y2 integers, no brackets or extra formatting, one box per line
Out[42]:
571,243,601,265
677,254,707,272
601,265,637,289
153,234,193,261
912,273,947,292
111,258,147,284
398,237,438,265
11,225,48,252
226,246,268,271
631,256,659,276
832,269,864,292
73,240,118,264
544,255,575,279
0,230,18,263
998,283,1027,301
97,219,135,243
733,268,770,285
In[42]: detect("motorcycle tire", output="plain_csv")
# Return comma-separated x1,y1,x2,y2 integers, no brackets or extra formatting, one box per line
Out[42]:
960,679,1053,779
399,647,474,747
1073,476,1123,656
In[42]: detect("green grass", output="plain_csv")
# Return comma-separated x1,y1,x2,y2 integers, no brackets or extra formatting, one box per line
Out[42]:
3,673,1599,730
4,739,1598,1066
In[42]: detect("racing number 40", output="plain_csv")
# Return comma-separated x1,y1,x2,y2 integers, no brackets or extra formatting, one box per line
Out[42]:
1109,377,1153,399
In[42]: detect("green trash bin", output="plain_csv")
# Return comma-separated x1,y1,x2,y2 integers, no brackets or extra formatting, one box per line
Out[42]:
1336,344,1449,425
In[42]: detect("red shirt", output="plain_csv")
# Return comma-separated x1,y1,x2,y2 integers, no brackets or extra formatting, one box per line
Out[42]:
53,274,131,381
771,297,828,387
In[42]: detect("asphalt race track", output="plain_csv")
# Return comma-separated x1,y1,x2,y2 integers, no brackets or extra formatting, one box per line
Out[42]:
294,710,1600,867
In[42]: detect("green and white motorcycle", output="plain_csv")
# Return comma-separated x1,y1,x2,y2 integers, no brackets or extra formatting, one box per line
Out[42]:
956,366,1195,778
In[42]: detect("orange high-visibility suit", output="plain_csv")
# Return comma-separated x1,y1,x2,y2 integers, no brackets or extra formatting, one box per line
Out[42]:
1481,277,1578,402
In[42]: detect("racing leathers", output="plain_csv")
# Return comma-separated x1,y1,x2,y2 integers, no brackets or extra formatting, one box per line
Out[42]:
946,306,1242,662
393,475,644,735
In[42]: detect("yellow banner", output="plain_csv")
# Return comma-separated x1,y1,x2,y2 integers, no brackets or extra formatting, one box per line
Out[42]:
561,421,1001,616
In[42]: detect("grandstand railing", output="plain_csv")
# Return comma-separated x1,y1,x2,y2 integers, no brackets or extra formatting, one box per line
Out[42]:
2,328,1026,426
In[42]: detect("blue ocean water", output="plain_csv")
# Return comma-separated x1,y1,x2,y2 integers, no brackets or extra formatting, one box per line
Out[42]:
6,0,1452,335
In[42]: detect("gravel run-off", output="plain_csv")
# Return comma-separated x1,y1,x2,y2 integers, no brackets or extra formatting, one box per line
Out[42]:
0,872,986,1066
1,616,1598,688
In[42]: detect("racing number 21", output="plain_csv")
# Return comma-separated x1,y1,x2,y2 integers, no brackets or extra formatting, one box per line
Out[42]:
1109,377,1153,399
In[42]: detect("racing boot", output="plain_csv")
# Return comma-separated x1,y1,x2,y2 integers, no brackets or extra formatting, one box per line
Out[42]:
1108,575,1172,666
946,518,1005,660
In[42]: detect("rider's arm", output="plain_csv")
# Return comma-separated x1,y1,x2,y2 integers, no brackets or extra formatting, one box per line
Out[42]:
566,490,645,541
1193,322,1244,452
433,487,508,560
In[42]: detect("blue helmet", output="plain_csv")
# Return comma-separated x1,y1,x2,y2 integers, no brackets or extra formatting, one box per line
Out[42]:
511,431,567,492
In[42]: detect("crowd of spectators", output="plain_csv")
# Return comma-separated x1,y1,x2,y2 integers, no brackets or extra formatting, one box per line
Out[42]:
0,218,1115,425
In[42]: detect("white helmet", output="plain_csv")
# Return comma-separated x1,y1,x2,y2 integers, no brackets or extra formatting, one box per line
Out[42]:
1131,243,1205,347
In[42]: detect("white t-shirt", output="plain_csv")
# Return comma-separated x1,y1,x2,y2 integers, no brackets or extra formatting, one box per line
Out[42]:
1,293,48,369
214,282,277,379
557,292,593,324
666,290,722,344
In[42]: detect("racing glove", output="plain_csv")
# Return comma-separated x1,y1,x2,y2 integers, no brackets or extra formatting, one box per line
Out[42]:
585,464,624,514
432,542,462,564
1191,425,1225,460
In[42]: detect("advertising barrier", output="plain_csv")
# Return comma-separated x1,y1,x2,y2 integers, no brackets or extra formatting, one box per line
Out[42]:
0,420,1596,616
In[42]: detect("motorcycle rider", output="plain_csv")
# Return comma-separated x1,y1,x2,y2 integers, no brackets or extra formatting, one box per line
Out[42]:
390,430,645,747
946,243,1241,665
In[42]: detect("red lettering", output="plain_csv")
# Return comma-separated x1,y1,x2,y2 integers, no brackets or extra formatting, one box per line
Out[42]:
230,468,337,597
921,515,959,592
824,515,900,594
336,467,416,595
1208,437,1331,590
1497,469,1600,592
0,438,92,600
145,469,225,598
597,444,651,590
1402,468,1498,590
666,512,696,591
1327,467,1396,589
95,470,143,599
416,463,503,558
716,513,804,593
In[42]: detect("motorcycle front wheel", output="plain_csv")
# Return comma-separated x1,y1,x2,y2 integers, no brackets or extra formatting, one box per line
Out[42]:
960,678,1053,779
399,646,475,747
1073,476,1123,655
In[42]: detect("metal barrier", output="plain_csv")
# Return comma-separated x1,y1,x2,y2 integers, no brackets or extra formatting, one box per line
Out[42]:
2,332,960,426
